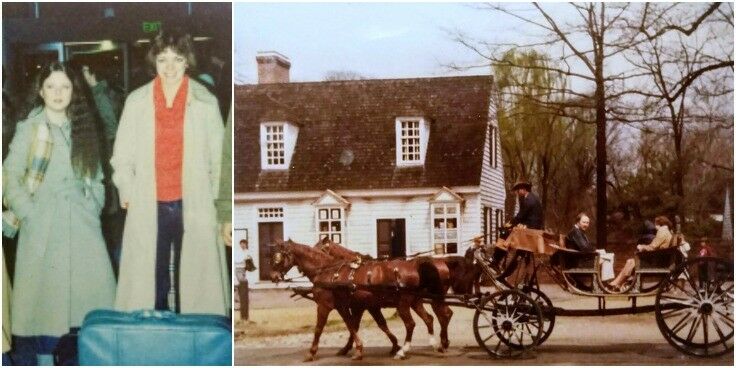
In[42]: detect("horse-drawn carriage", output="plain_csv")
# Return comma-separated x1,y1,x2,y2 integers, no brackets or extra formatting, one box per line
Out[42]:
470,226,733,358
269,227,733,360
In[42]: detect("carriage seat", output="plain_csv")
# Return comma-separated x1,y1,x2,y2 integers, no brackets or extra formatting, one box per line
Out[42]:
556,250,599,272
635,246,683,274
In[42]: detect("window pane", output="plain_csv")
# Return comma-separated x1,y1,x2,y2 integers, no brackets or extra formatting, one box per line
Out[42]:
446,243,458,254
331,221,341,231
446,218,457,228
332,234,341,244
447,206,457,214
319,209,328,220
319,221,329,232
331,208,341,219
434,206,444,215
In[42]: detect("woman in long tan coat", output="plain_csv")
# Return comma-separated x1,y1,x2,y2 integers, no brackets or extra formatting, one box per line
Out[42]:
111,30,228,315
3,62,115,364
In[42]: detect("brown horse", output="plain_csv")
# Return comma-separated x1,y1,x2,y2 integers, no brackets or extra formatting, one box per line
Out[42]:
270,239,445,360
316,238,482,352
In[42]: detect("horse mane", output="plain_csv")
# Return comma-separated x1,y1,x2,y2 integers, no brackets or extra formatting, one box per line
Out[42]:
284,239,339,272
316,238,373,260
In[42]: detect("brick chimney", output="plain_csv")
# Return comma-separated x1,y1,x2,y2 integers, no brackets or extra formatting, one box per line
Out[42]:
256,51,291,84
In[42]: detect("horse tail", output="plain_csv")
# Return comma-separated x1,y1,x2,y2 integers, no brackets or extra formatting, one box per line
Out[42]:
417,259,444,298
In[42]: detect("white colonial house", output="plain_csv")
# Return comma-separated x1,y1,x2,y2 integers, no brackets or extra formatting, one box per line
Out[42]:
234,52,507,286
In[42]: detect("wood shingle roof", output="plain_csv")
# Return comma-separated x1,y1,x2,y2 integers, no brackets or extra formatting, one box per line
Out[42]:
235,75,494,193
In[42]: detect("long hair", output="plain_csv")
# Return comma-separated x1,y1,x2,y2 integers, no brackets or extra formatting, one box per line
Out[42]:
27,61,101,177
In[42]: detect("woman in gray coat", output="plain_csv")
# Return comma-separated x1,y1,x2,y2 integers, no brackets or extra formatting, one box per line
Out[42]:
3,62,116,365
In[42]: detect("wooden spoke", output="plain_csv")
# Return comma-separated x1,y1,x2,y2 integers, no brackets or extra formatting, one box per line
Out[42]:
670,312,696,335
709,314,732,351
684,314,702,344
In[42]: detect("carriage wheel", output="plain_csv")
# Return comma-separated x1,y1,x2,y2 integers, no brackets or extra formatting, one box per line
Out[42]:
472,289,543,358
521,286,555,345
655,257,734,357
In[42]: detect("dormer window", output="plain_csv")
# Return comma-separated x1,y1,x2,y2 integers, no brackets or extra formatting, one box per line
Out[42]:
260,122,298,170
395,117,429,167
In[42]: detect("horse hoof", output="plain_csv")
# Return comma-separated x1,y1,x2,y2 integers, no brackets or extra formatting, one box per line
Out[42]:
303,354,315,362
351,354,363,361
336,348,350,356
389,346,400,356
393,352,407,360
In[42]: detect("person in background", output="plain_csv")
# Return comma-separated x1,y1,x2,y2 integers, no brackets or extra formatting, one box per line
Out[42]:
565,213,595,252
111,29,228,315
80,62,125,274
607,216,674,291
238,239,257,322
80,63,120,148
508,180,544,230
3,61,115,365
637,220,657,245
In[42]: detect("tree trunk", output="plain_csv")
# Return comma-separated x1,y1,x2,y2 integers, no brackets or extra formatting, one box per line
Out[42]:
594,12,607,249
673,120,685,218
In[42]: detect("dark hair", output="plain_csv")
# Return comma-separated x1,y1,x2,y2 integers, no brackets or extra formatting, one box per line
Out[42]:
28,61,101,177
146,29,197,71
654,216,673,229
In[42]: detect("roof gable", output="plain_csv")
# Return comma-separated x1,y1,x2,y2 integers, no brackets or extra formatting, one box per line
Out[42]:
430,187,464,203
313,189,350,207
235,75,495,193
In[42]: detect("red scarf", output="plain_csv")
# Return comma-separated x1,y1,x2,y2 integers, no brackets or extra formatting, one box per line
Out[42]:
153,75,189,201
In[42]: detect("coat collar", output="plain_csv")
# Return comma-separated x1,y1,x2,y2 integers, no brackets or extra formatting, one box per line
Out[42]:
139,76,212,106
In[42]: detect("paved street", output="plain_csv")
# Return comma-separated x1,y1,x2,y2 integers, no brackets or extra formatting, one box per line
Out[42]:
235,288,733,365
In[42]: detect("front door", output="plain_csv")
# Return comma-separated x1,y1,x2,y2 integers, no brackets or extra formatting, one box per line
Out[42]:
258,222,283,281
377,219,406,258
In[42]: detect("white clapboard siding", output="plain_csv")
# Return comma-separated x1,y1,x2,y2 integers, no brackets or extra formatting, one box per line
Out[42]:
235,190,482,286
480,83,507,242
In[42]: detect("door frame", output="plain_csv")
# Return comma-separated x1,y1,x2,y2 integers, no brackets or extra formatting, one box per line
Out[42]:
375,218,406,258
257,221,283,281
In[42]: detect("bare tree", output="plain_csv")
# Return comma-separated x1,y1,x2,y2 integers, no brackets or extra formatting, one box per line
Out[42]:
323,70,367,81
451,2,729,246
620,2,734,218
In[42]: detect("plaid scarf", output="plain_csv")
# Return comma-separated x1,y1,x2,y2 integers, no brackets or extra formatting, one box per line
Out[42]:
2,121,53,238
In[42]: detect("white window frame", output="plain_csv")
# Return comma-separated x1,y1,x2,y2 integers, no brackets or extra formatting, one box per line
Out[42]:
431,202,461,254
260,122,298,170
395,117,429,167
258,207,284,221
315,207,345,244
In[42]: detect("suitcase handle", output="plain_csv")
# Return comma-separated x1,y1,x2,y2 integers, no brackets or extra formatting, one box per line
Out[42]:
133,310,176,320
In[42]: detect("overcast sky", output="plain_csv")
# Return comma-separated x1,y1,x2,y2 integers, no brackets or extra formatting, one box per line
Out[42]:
234,2,576,83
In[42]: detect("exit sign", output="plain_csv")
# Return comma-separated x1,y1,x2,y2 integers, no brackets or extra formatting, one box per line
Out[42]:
142,21,162,33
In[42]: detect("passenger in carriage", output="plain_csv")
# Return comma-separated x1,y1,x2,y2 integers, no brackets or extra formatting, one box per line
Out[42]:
565,213,595,252
607,216,673,291
508,180,544,230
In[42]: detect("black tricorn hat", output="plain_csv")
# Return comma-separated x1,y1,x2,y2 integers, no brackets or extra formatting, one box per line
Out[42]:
512,180,532,191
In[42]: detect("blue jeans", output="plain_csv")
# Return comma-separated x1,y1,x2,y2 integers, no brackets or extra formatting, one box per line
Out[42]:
10,333,63,366
155,200,183,312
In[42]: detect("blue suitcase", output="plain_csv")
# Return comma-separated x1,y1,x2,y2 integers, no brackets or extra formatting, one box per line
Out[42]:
78,310,231,366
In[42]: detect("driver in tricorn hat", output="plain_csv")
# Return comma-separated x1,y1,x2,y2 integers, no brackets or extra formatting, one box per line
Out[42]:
507,180,544,230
